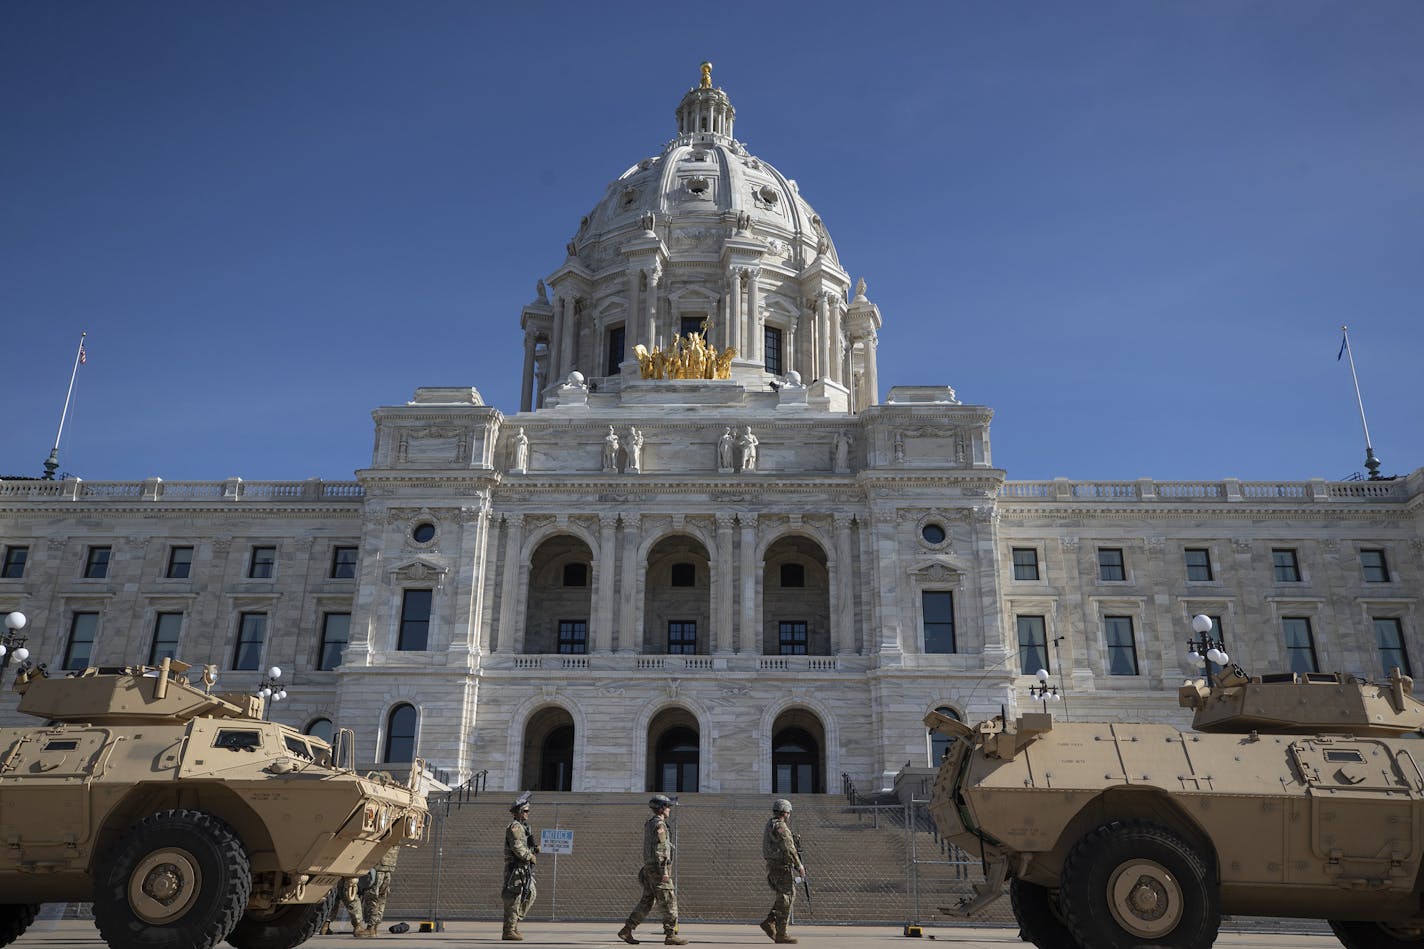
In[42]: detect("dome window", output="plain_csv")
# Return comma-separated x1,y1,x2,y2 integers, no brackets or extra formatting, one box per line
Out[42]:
687,177,710,195
620,188,638,210
758,185,779,204
691,151,707,162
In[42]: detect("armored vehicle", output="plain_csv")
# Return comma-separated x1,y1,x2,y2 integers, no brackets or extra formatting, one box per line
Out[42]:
0,655,428,949
926,629,1424,949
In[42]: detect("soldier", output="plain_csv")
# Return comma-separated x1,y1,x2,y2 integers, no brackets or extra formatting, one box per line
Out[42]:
349,846,400,937
759,798,805,944
617,794,689,946
501,793,539,941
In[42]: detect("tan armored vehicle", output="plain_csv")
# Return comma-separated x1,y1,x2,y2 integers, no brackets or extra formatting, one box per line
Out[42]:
0,656,428,949
926,624,1424,949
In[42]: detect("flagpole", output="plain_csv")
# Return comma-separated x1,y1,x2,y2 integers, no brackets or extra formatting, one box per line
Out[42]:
1339,324,1382,481
42,332,87,481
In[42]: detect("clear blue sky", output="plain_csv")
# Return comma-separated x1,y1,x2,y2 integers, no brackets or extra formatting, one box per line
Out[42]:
3,1,1420,483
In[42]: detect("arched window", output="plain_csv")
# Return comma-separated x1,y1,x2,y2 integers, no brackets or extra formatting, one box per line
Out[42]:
383,703,418,763
540,724,575,791
654,726,699,793
772,726,821,794
305,717,335,745
928,706,961,766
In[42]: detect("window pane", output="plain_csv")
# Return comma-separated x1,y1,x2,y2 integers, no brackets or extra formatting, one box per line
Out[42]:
1104,616,1138,675
1011,548,1039,581
1283,617,1317,673
234,613,267,670
150,612,183,664
606,326,626,376
1184,548,1213,582
559,620,588,654
1016,615,1048,674
1097,548,1125,581
398,589,432,651
1374,618,1411,676
85,546,111,579
64,613,99,670
779,621,807,656
562,562,588,587
780,563,805,588
3,546,30,578
331,546,358,579
1272,549,1301,582
1361,549,1389,583
670,563,695,587
249,546,276,579
384,704,417,763
166,546,193,579
764,326,783,375
922,591,956,653
319,613,351,670
668,621,696,655
305,718,335,745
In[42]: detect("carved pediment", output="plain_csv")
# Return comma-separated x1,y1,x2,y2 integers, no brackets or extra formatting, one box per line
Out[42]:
391,558,449,589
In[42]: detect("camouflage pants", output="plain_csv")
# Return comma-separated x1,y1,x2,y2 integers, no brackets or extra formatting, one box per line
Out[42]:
501,865,537,931
625,864,679,935
340,870,391,929
765,864,797,923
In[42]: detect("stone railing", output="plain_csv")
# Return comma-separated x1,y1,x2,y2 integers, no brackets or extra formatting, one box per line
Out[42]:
0,477,364,502
999,476,1408,503
495,654,847,673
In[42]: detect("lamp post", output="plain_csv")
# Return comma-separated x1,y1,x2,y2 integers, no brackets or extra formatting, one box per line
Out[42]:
1028,667,1060,713
255,665,288,720
0,611,31,670
1186,614,1229,681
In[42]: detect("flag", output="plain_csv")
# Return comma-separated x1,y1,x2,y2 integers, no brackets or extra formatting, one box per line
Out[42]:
79,343,87,365
1336,333,1347,361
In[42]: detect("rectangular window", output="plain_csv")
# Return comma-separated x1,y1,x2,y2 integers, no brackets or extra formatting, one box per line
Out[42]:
1282,617,1318,673
149,612,183,665
562,563,588,587
1374,618,1411,676
1104,616,1139,675
667,621,696,655
1011,548,1040,581
1016,615,1048,675
606,326,626,376
1097,548,1125,582
64,612,99,670
780,563,805,588
764,326,783,375
233,613,267,670
680,315,706,338
1184,548,1213,582
922,591,956,654
398,589,433,651
318,613,351,670
248,545,276,579
84,545,112,579
330,546,358,579
558,620,588,655
778,621,808,656
669,563,695,587
2,545,28,579
1360,549,1390,583
166,546,193,579
1272,549,1301,583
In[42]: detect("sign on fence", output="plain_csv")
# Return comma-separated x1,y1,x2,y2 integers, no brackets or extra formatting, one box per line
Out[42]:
540,828,574,854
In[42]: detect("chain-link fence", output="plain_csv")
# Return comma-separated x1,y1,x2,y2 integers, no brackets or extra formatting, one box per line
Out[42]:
386,794,1012,927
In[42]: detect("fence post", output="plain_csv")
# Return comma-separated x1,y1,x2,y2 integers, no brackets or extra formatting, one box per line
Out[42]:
906,800,918,927
429,802,446,931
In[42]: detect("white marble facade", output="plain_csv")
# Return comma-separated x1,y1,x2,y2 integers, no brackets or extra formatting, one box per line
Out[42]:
2,70,1421,795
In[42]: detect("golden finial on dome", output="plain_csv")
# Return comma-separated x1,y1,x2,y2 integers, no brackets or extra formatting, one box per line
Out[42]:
699,62,713,89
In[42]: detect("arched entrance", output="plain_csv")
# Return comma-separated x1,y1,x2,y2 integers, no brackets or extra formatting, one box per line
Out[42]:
646,707,700,793
770,708,825,794
522,706,575,791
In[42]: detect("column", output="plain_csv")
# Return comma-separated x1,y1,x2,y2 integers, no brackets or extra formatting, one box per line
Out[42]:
497,514,525,654
644,268,659,350
619,515,642,653
832,514,854,654
626,268,641,354
728,269,743,355
802,304,818,380
785,321,797,380
715,514,735,654
559,295,577,379
549,303,565,387
520,332,536,412
745,268,761,365
593,513,618,652
816,293,831,383
738,514,758,654
863,333,880,407
829,300,844,385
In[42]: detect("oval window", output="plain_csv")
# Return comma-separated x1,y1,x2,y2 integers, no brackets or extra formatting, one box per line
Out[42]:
412,522,436,544
921,524,946,545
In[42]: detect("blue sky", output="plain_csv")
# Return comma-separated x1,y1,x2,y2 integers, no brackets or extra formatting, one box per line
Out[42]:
3,1,1420,483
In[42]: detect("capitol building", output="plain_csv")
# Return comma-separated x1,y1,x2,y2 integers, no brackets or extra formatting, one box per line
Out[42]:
2,67,1420,796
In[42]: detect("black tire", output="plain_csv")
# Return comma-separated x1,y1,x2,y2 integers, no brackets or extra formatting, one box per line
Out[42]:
0,904,41,949
227,887,337,949
93,809,252,949
1010,879,1080,949
1331,920,1424,949
1058,820,1218,949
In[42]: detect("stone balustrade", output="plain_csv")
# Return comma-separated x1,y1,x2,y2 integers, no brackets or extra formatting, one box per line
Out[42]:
0,477,364,501
999,476,1408,502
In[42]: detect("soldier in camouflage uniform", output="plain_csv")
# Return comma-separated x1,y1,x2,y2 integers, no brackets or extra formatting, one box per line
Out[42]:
343,845,400,937
759,798,804,944
501,795,539,941
617,795,689,946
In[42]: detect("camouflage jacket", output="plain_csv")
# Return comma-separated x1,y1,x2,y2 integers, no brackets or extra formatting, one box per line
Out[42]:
762,816,801,869
643,813,672,870
505,818,537,868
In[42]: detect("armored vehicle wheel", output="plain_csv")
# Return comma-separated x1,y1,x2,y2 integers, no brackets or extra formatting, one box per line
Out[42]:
94,809,252,949
226,888,337,949
1059,820,1218,949
0,904,41,949
1330,920,1424,949
1009,879,1080,949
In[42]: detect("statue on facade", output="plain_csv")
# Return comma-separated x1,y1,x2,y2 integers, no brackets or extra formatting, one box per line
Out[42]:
641,210,656,233
893,431,905,465
632,329,736,381
700,61,713,90
738,426,759,473
536,279,547,303
603,426,620,472
717,427,735,472
735,210,751,234
833,431,851,473
512,427,529,473
628,427,644,473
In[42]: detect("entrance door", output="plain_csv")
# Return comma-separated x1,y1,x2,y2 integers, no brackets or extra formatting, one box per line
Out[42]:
772,727,821,794
540,725,574,791
655,726,699,793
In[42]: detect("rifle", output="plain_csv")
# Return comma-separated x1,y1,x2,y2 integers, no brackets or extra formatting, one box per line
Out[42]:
522,828,539,903
793,833,811,910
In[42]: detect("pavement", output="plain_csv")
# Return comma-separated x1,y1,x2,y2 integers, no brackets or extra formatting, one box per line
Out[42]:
18,918,1342,949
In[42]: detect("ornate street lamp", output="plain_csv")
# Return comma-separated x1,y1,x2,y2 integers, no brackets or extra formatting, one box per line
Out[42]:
1186,614,1229,680
1028,667,1060,712
255,665,288,719
0,611,30,670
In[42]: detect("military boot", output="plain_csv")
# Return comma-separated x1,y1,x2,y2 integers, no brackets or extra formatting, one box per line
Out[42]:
774,921,798,945
617,924,639,945
758,916,777,943
664,934,689,946
501,927,522,942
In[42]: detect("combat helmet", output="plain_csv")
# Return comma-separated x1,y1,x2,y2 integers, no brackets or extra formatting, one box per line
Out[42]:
649,794,674,809
773,798,793,814
510,790,532,814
